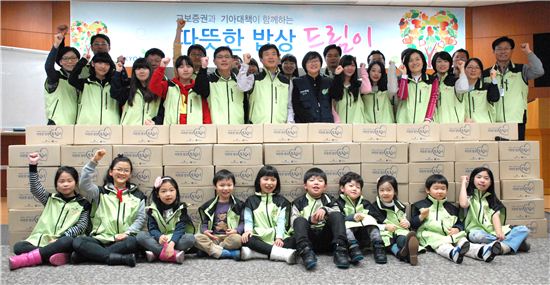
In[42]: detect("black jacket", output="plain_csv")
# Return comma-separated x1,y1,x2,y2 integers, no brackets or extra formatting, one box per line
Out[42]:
292,75,334,123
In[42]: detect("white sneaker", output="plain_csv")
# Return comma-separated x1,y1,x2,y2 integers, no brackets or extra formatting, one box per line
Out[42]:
175,251,185,264
145,251,156,262
482,242,500,262
451,240,469,264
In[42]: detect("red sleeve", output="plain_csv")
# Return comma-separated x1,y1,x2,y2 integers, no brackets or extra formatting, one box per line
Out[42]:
149,67,169,98
201,97,212,124
397,77,409,100
424,78,439,122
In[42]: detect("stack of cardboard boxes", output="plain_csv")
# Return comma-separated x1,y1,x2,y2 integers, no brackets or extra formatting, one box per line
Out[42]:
8,122,546,246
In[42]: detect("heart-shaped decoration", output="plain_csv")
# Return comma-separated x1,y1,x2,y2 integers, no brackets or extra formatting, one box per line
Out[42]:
70,20,109,55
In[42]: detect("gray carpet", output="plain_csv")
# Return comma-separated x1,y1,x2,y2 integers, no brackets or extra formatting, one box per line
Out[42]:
2,238,550,284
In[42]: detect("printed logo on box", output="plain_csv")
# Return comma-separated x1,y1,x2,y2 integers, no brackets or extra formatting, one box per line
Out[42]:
35,127,64,139
488,124,509,136
178,126,207,138
319,126,343,138
175,168,204,181
360,125,388,137
234,188,255,201
85,127,112,139
181,189,206,203
506,143,532,156
275,146,303,159
123,149,152,162
418,164,444,175
406,125,431,137
463,144,489,157
17,169,49,183
419,144,446,157
512,182,536,194
236,168,255,183
525,221,539,235
224,147,252,160
132,127,160,139
510,201,536,215
369,165,400,176
323,146,350,159
462,163,494,175
132,169,152,183
508,162,532,174
175,147,202,161
279,167,305,180
325,166,355,178
370,145,397,159
16,148,49,162
286,187,305,201
227,126,254,138
448,124,472,136
273,125,299,138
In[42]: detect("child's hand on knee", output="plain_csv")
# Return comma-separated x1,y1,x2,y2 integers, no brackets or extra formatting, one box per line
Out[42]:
353,213,365,222
447,228,459,236
204,230,219,241
385,224,397,232
159,234,169,244
115,233,128,241
274,238,284,247
241,231,252,243
399,218,410,229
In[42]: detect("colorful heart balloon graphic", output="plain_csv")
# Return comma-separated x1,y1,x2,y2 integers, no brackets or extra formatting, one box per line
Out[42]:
70,20,109,55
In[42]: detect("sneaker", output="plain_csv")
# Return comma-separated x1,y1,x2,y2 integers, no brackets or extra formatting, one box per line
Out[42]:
145,251,156,262
333,246,350,269
373,242,387,264
518,240,531,252
407,234,419,266
348,244,364,264
451,241,470,264
299,246,317,270
220,249,241,261
481,242,501,263
49,253,70,266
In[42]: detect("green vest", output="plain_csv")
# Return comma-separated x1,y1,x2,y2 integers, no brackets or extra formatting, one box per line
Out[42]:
201,196,241,231
339,194,377,229
417,195,466,249
120,89,161,125
363,90,395,123
335,88,366,123
90,185,143,244
76,79,120,125
163,83,203,125
464,89,496,123
396,78,432,123
299,193,328,229
484,63,529,123
433,79,465,123
26,194,85,247
44,74,79,125
147,203,193,239
463,189,510,236
248,71,289,124
251,193,289,243
375,197,410,246
208,73,245,124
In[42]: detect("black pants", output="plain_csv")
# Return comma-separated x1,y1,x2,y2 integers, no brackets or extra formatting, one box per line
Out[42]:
292,212,347,252
72,236,138,264
13,236,74,263
244,236,295,255
349,225,382,247
518,111,527,141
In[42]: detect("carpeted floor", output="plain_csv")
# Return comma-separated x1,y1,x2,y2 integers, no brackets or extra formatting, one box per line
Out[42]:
1,238,549,284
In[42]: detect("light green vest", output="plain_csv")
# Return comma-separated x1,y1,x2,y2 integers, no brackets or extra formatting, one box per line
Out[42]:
363,90,396,123
248,72,289,124
299,193,328,229
44,74,79,125
163,83,203,125
464,89,496,123
208,75,245,124
484,63,529,123
26,195,84,246
375,197,410,246
90,187,142,244
396,78,432,123
339,194,377,229
76,79,120,125
463,189,510,236
201,196,241,231
417,195,466,249
147,203,194,238
251,193,289,244
120,89,161,125
433,78,465,123
335,88,366,123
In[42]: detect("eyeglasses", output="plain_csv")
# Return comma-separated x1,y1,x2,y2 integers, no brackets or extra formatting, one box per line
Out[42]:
113,168,131,173
92,43,109,47
495,47,511,52
61,56,78,61
215,55,232,59
189,53,204,58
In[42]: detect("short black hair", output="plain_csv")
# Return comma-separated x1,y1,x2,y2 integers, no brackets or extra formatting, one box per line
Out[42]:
144,48,165,59
90,34,110,46
254,165,281,194
431,51,453,73
452,48,470,60
301,51,323,72
151,176,181,210
492,36,515,50
323,44,342,58
303,167,327,184
213,169,236,185
54,166,79,191
56,47,80,66
280,54,299,77
233,55,243,62
403,49,427,77
258,44,280,59
425,174,448,189
187,44,207,57
377,175,398,197
105,154,133,188
213,46,233,59
339,171,363,189
367,50,386,64
174,55,193,69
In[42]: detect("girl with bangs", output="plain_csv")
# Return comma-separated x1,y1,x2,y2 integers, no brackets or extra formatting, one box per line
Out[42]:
364,60,398,123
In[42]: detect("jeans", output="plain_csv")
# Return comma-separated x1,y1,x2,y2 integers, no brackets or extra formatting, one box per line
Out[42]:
468,226,529,252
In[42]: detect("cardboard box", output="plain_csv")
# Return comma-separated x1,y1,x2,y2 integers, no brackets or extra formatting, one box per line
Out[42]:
180,186,216,208
263,124,308,143
500,179,544,200
353,124,397,142
186,207,200,234
478,123,518,141
313,143,361,164
9,232,32,249
361,163,409,183
454,142,499,161
213,144,263,165
396,124,440,142
215,165,264,187
164,166,214,187
163,144,213,166
217,124,263,144
8,145,61,167
308,123,353,143
76,166,109,187
454,161,500,183
8,188,53,209
25,125,74,145
409,142,456,162
325,184,341,198
498,141,540,161
439,123,480,141
363,183,409,204
263,144,313,165
280,185,307,202
408,182,456,203
61,145,113,166
360,143,408,163
7,167,58,189
73,125,123,145
507,219,548,238
9,209,43,232
502,199,545,220
122,125,169,145
130,166,163,190
499,160,540,179
408,162,455,183
170,124,217,144
273,164,312,185
112,145,163,167
315,164,361,185
234,186,256,202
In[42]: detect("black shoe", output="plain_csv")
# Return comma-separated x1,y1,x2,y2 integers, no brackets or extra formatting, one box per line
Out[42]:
373,242,387,264
108,253,136,267
333,246,350,269
299,246,317,270
70,251,84,264
518,240,531,252
348,244,364,264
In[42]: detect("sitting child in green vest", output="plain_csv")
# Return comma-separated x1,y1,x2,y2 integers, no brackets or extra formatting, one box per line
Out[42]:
335,172,387,265
137,176,195,263
291,167,350,270
411,174,499,264
372,175,419,266
459,167,530,256
194,169,244,260
241,165,296,264
9,153,91,270
72,149,146,267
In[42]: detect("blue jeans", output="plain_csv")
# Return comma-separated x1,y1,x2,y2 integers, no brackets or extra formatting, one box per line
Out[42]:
468,226,529,252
